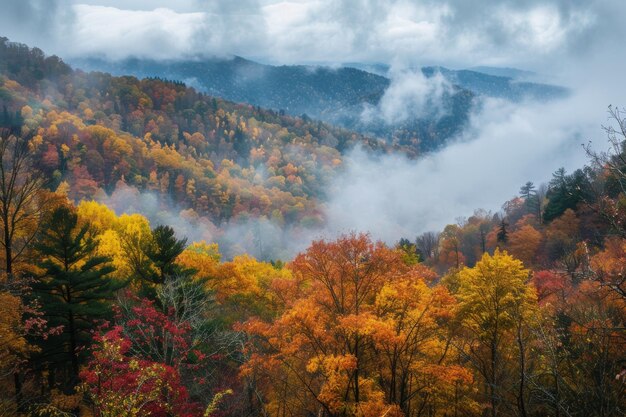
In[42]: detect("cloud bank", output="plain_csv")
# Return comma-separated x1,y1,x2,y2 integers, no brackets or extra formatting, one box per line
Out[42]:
1,0,621,73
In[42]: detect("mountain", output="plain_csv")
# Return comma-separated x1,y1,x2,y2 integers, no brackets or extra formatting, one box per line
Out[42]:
71,56,568,152
427,66,567,101
467,66,537,80
70,56,389,119
0,37,397,245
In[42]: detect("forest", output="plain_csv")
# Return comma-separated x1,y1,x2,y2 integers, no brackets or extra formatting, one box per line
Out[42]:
0,38,624,417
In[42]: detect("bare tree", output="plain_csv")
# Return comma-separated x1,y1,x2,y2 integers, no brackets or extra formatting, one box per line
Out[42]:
0,128,47,281
585,105,626,193
416,231,440,261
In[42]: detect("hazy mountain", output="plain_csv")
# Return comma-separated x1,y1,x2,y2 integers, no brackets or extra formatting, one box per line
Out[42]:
71,56,566,153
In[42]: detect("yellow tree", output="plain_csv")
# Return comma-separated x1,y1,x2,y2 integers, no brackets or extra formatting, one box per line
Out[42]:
370,268,477,416
457,249,537,417
0,128,48,280
76,201,152,280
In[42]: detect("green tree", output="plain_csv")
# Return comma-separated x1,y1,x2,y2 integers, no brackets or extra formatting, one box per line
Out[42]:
144,225,188,284
543,168,593,223
32,205,123,389
519,181,540,218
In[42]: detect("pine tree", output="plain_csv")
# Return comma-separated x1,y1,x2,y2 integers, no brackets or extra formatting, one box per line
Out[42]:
145,225,188,284
32,205,123,389
519,181,540,218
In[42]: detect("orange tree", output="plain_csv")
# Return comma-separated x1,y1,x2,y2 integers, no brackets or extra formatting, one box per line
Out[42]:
241,233,474,417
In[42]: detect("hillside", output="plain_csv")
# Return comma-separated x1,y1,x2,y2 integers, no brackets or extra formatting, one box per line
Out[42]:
0,37,396,237
72,56,566,152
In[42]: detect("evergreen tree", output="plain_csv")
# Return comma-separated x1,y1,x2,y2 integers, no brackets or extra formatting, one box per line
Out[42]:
145,225,188,284
543,168,593,222
497,220,509,244
32,206,123,389
519,181,540,218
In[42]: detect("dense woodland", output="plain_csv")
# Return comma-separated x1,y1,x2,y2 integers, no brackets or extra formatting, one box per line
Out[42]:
0,38,624,417
72,55,478,153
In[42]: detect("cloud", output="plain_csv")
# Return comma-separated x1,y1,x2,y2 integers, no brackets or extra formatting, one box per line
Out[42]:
361,68,453,125
71,5,208,59
323,89,611,242
0,0,75,51
2,0,617,72
67,1,267,60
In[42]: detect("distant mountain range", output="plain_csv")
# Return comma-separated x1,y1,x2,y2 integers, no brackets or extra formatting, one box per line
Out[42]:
71,56,567,153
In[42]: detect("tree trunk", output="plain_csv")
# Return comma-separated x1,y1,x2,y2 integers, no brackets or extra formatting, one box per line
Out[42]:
517,321,528,417
14,372,23,412
490,337,498,417
68,309,79,384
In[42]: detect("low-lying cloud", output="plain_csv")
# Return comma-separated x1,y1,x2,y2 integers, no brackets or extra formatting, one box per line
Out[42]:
361,68,453,125
96,47,625,259
96,183,317,261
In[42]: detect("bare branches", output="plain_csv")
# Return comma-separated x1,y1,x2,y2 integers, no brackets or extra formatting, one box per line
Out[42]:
0,128,47,280
585,105,626,194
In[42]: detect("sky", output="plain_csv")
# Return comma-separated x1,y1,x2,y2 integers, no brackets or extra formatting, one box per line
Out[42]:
2,0,626,254
1,0,623,72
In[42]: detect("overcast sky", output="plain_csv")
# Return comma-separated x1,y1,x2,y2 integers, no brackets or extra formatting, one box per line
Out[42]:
1,0,623,72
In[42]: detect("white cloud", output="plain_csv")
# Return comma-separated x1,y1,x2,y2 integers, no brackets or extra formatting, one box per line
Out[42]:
71,5,207,59
0,0,598,70
323,89,609,242
361,68,453,125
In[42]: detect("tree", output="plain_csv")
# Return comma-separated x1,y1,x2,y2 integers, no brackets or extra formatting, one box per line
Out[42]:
0,128,47,280
133,225,188,286
508,224,542,267
243,234,405,416
456,249,537,417
543,168,593,223
585,105,626,196
591,236,626,300
519,181,540,218
84,277,233,417
81,325,202,417
32,205,124,390
416,231,439,262
396,237,420,264
496,220,508,245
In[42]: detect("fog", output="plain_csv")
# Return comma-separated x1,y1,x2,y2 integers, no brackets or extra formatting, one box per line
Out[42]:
326,96,594,242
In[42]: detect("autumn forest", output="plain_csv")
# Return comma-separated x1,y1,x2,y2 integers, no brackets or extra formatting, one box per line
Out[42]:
0,31,624,417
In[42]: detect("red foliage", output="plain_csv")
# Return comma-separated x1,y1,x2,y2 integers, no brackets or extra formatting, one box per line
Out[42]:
81,325,203,417
532,270,570,304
